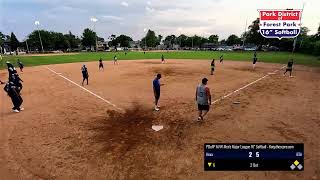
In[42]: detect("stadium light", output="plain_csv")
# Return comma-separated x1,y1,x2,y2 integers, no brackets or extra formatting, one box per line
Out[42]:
90,17,98,52
34,20,44,53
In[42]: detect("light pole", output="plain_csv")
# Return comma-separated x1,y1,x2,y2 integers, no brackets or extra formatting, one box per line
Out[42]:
34,21,44,53
25,38,30,53
143,28,148,51
178,28,182,50
90,17,98,52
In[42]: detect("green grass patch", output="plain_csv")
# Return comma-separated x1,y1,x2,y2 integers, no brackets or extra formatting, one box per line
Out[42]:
1,51,319,69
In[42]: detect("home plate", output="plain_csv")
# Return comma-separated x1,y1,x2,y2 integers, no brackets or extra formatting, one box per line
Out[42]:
268,72,276,75
152,125,164,132
233,101,241,104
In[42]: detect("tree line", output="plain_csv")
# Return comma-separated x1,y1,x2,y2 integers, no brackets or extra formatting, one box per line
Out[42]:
0,18,319,55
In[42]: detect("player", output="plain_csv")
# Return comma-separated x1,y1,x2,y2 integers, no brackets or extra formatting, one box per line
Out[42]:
17,59,24,72
195,78,212,121
161,54,165,64
210,59,215,75
113,55,118,65
153,73,163,111
6,61,17,81
81,65,89,86
99,58,104,71
4,80,24,113
220,55,224,63
12,73,23,94
284,59,294,77
252,51,258,70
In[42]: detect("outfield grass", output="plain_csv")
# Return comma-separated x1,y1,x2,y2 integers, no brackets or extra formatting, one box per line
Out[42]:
1,51,319,69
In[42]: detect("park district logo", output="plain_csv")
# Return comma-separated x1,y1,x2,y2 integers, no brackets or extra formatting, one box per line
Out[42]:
258,9,303,39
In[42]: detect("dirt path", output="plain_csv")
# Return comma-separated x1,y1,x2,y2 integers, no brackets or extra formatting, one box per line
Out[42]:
0,60,319,179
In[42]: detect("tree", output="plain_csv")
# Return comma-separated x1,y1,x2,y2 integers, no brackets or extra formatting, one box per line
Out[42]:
81,28,96,49
245,18,265,49
26,30,52,51
141,29,158,48
64,31,80,49
226,34,242,46
108,34,117,48
0,32,7,53
208,35,219,44
177,34,188,47
164,35,176,48
10,32,20,51
192,35,202,48
157,35,163,46
115,35,133,47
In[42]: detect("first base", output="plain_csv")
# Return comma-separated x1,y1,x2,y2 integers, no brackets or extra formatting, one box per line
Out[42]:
152,125,164,132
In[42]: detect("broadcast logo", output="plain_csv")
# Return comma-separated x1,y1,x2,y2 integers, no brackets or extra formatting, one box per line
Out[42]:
258,9,303,39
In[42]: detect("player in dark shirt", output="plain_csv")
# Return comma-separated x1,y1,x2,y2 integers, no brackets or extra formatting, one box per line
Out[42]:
252,51,258,70
284,59,294,77
99,58,104,71
153,74,162,111
220,55,224,63
4,81,24,113
17,59,24,72
6,61,17,81
12,73,23,94
81,65,89,86
211,59,215,75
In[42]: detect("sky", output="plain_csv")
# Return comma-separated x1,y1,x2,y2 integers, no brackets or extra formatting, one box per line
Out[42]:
0,0,319,41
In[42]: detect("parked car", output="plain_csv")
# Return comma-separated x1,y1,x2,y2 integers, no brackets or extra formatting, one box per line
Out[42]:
216,47,225,51
244,47,256,51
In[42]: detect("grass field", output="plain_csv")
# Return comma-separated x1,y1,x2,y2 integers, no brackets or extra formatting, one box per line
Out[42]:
1,51,320,69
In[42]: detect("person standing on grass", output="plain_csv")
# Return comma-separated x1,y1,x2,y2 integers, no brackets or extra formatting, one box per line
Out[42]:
81,65,89,86
195,78,212,121
153,73,163,111
161,54,165,64
4,80,24,113
17,59,24,72
220,55,224,63
252,51,258,70
99,57,104,71
284,59,294,77
210,59,215,75
113,55,118,65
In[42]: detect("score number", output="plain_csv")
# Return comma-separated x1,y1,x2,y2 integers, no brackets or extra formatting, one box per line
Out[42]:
249,152,260,158
249,152,260,168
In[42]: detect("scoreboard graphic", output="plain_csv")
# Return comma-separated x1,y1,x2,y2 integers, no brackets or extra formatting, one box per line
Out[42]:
204,143,304,171
258,9,303,39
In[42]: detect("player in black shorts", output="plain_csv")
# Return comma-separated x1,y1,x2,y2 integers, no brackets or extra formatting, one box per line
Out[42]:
252,51,258,70
219,55,224,63
17,59,24,72
99,58,104,71
211,59,215,75
284,59,294,77
81,65,89,86
161,54,165,64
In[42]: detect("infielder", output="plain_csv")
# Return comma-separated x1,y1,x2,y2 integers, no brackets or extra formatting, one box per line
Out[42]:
195,78,212,121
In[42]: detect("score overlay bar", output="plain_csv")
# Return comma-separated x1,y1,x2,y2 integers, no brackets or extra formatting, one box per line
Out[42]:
204,143,304,171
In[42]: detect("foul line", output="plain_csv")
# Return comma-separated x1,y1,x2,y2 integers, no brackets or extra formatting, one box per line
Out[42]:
212,66,286,104
46,67,123,112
